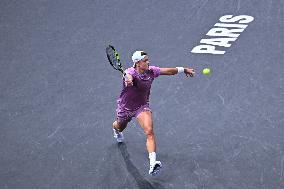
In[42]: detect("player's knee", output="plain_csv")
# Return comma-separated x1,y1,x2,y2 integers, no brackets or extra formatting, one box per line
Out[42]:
112,121,118,129
144,128,154,138
113,121,124,132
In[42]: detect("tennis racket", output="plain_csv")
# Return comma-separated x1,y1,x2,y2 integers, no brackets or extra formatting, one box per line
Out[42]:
106,45,128,80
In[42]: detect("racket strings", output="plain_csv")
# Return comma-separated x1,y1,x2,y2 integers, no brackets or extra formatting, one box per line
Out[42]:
106,45,125,74
106,48,120,69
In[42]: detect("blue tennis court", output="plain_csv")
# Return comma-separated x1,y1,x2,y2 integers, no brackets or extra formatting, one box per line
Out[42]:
1,0,283,188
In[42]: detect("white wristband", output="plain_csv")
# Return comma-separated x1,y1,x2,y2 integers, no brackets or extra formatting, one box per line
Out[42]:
176,67,184,74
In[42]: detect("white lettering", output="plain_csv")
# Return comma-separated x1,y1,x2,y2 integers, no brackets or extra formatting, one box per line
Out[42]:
200,38,237,47
191,15,254,54
191,45,225,54
219,15,254,24
214,23,247,29
206,28,244,38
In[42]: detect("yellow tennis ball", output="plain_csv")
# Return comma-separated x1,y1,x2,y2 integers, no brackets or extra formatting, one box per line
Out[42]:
202,68,211,75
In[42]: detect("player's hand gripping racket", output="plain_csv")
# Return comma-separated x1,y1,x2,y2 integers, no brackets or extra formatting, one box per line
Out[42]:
106,45,129,80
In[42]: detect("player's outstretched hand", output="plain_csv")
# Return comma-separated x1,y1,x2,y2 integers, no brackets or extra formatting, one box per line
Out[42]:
184,68,195,77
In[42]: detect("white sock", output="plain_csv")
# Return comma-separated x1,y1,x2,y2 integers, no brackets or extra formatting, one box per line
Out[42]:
149,152,156,166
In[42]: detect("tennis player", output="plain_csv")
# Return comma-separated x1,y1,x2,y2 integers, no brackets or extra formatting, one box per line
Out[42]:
112,50,195,175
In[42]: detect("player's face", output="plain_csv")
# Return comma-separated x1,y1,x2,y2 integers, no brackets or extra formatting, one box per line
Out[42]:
138,56,150,70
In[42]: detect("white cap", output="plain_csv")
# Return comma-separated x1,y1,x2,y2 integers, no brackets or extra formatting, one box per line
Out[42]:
132,51,147,67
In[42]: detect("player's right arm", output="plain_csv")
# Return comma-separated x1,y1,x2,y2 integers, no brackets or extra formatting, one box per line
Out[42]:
160,67,195,77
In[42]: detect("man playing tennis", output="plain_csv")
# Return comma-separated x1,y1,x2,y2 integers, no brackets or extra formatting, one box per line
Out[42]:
112,50,195,175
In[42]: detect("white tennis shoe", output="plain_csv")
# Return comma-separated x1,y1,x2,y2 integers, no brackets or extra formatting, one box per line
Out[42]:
149,161,162,175
113,128,124,143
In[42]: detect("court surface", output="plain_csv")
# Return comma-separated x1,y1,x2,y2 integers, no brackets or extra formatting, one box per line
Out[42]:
1,0,284,189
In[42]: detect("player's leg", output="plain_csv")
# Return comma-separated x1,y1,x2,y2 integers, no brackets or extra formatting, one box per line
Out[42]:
137,111,156,152
137,110,162,175
112,120,127,143
113,120,128,132
113,106,132,143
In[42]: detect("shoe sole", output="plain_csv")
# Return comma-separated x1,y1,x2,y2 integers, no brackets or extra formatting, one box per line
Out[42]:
149,163,162,176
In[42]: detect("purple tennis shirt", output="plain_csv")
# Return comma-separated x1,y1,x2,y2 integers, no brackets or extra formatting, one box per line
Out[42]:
116,66,161,111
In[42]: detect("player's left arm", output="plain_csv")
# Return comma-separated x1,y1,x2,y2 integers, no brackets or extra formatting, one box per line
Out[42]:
160,67,195,77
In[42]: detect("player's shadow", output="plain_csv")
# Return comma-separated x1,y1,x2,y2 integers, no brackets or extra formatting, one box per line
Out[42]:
118,143,165,189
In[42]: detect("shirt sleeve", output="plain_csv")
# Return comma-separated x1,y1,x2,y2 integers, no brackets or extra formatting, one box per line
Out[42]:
149,66,161,78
